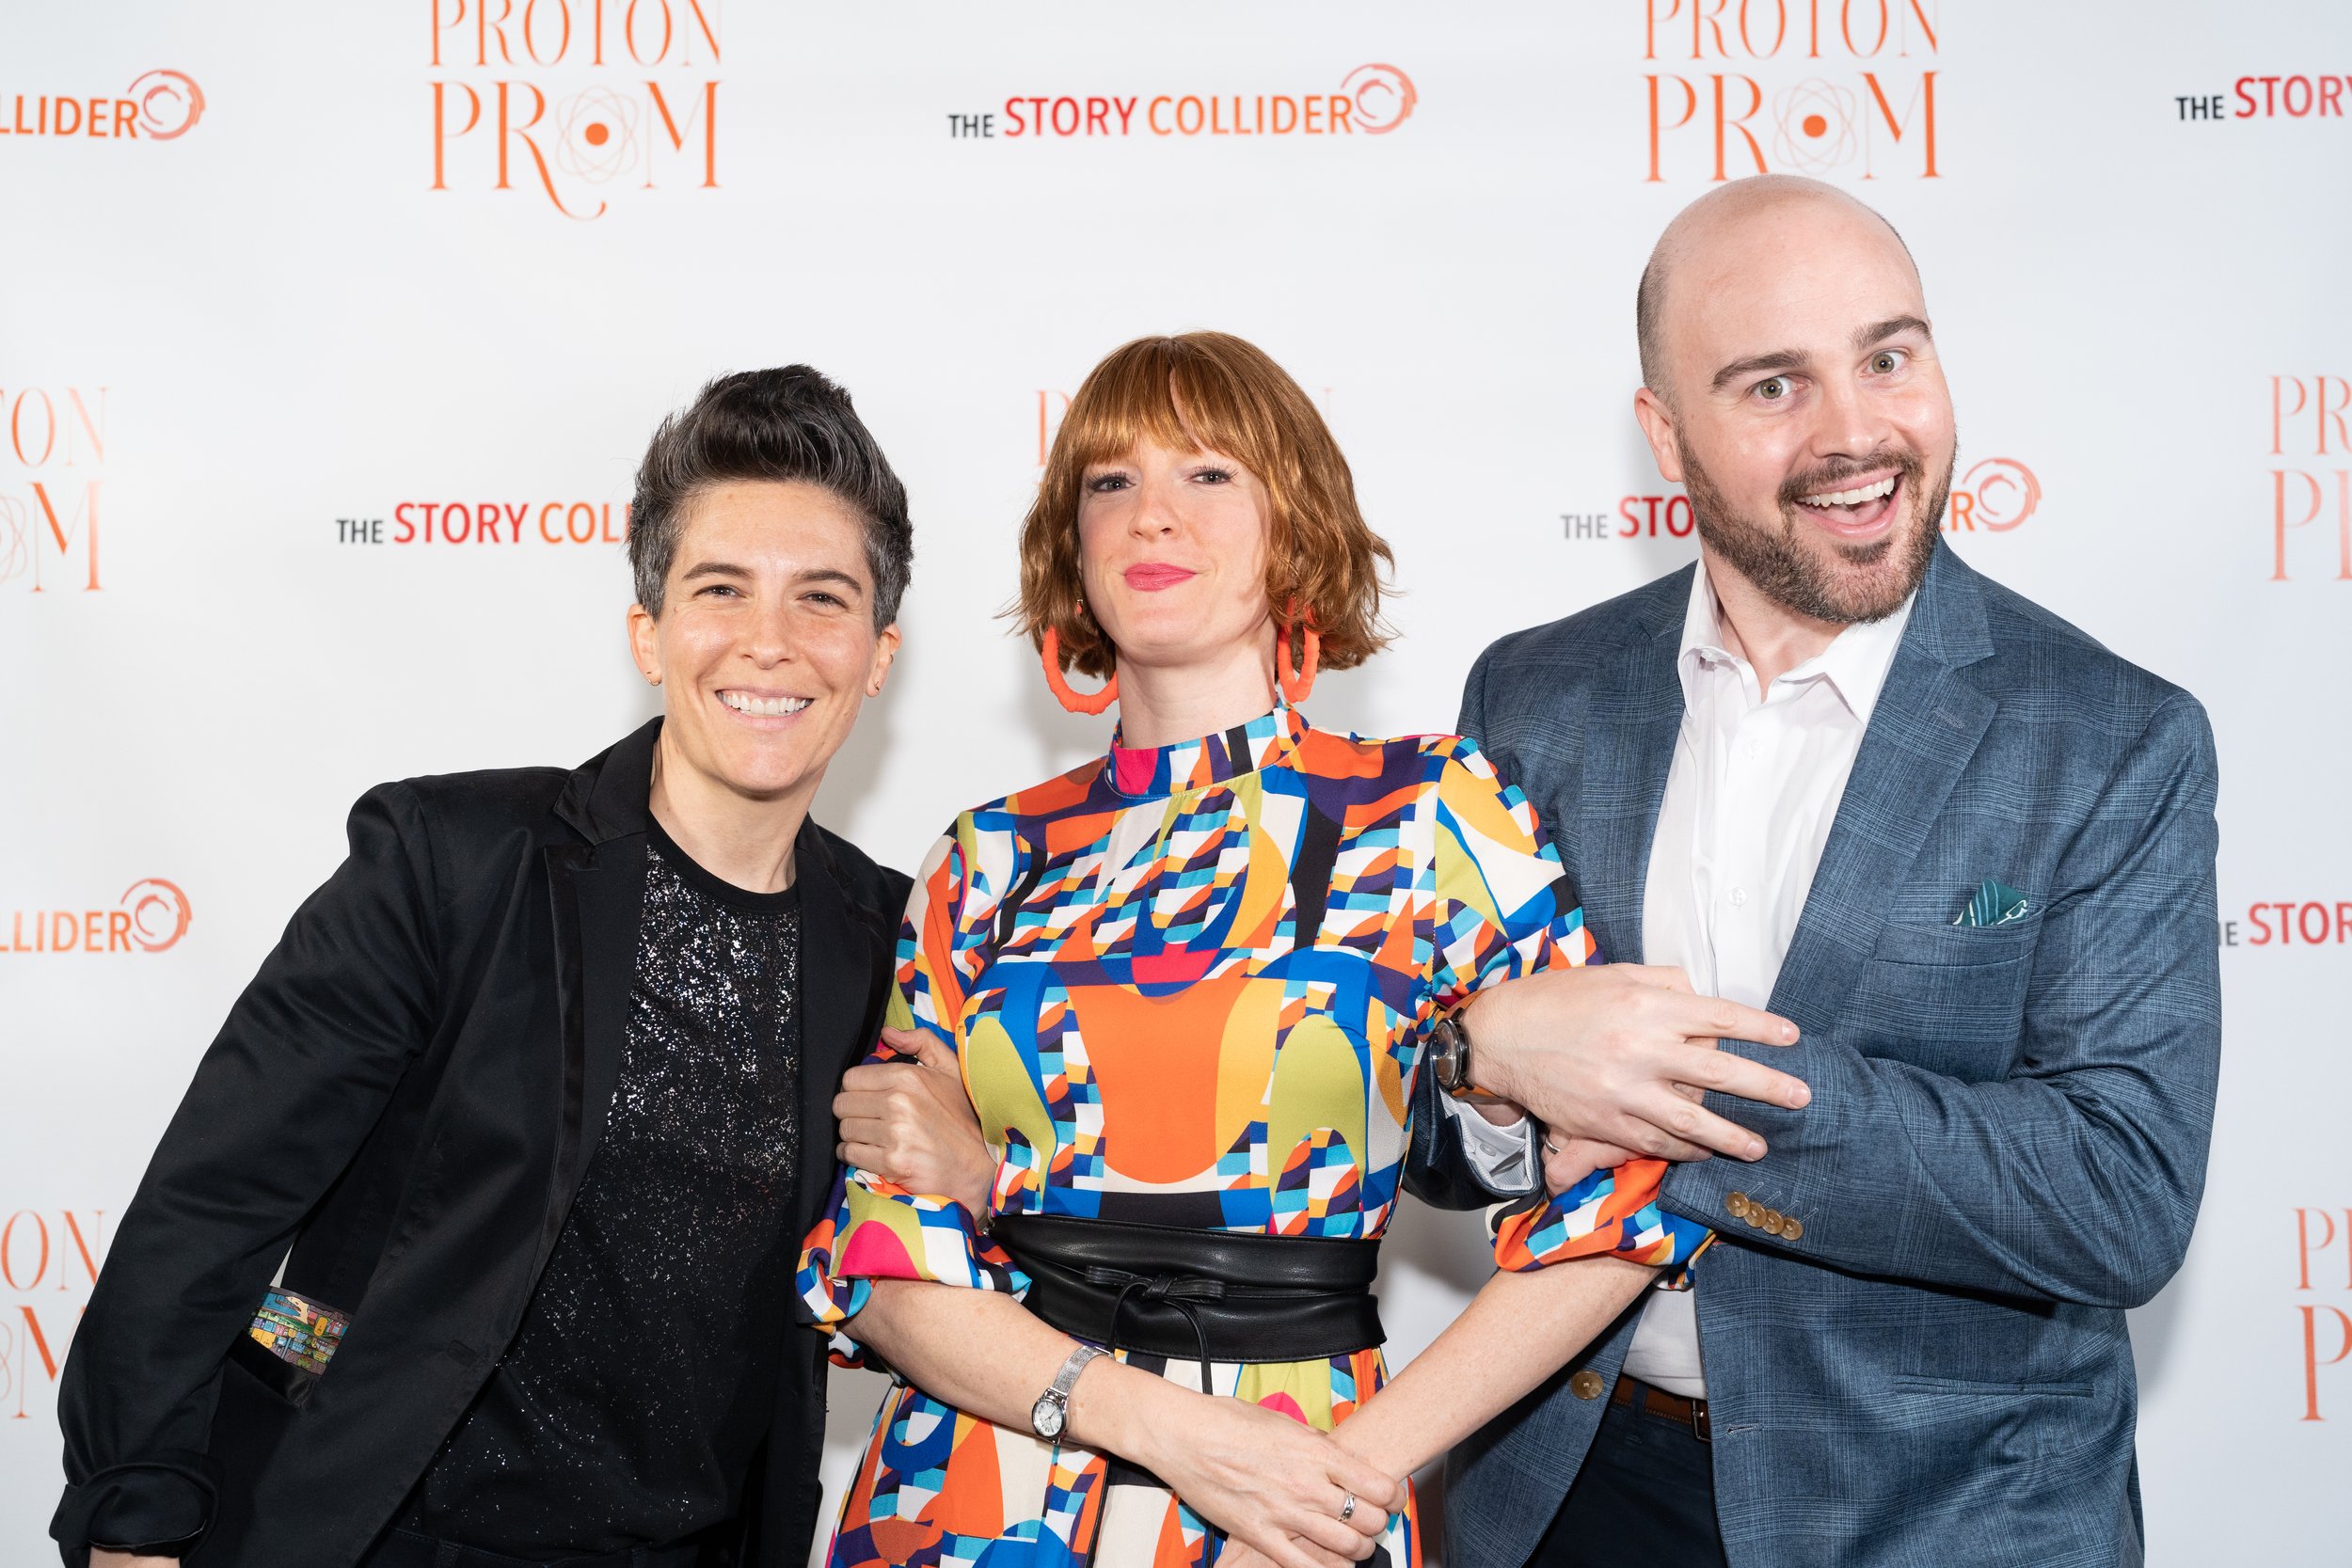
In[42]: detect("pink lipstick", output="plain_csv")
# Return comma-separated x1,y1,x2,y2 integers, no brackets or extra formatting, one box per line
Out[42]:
1123,563,1196,591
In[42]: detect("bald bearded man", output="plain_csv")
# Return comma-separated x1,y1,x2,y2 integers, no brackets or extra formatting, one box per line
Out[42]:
1409,176,2220,1567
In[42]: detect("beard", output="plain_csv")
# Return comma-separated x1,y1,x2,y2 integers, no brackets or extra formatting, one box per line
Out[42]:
1680,436,1950,625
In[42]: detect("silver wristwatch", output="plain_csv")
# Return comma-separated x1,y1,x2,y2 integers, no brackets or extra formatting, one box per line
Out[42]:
1030,1343,1106,1441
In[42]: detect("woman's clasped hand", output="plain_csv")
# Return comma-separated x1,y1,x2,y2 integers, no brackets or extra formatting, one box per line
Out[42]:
1115,1388,1401,1568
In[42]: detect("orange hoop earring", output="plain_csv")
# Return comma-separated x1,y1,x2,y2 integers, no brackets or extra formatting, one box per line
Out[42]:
1041,626,1119,716
1277,613,1320,705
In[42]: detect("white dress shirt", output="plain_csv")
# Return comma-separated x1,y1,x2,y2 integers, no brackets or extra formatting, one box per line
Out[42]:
1621,563,1915,1399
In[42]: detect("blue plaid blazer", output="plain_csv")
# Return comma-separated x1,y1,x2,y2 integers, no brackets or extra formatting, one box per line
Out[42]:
1410,542,2220,1568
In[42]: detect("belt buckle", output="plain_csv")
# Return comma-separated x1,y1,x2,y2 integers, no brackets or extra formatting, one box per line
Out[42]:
1689,1397,1710,1443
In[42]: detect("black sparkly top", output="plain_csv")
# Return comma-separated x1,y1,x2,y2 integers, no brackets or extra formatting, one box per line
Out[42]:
403,820,803,1553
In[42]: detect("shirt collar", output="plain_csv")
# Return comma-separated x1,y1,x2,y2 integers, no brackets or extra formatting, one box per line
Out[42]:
1679,561,1916,725
1104,700,1306,800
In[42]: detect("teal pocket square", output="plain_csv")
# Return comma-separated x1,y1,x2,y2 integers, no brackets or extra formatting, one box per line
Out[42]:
1955,879,2031,927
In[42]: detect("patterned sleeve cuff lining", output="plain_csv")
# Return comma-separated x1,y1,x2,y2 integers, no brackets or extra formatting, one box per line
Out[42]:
1489,1159,1711,1272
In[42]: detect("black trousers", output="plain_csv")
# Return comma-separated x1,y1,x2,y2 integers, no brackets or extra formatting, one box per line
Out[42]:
1525,1381,1730,1568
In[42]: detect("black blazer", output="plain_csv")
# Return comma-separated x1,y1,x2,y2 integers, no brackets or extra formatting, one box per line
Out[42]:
52,720,910,1568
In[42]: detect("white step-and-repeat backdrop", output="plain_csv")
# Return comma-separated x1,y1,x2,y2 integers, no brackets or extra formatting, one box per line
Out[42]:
4,2,2348,1562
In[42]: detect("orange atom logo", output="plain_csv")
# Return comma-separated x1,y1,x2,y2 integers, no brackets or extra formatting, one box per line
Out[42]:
556,87,637,183
120,878,193,952
1772,81,1856,174
1342,64,1417,135
127,70,205,140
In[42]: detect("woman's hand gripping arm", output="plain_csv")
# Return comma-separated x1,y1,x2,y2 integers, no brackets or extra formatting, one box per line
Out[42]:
834,1025,996,1217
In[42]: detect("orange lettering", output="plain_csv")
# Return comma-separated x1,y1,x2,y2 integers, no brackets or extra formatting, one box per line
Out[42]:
17,1305,63,1382
478,0,516,65
432,81,482,190
682,0,721,62
2274,375,2309,455
1646,0,1681,60
1861,70,1938,178
1647,74,1699,181
60,1213,103,1289
11,388,55,467
1037,390,1071,467
2304,1306,2352,1420
645,78,719,189
66,387,105,466
433,0,468,67
2,1213,50,1291
30,480,102,593
1713,73,1766,180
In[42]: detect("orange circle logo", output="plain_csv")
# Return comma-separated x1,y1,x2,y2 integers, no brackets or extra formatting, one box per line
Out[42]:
1959,457,2042,532
119,879,193,952
1342,64,1418,135
127,70,206,140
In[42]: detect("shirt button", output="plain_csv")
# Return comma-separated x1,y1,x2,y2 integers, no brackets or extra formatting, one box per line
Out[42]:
1729,887,1748,908
1742,739,1761,760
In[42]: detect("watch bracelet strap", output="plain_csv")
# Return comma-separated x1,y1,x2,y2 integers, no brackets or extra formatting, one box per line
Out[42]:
1053,1341,1106,1398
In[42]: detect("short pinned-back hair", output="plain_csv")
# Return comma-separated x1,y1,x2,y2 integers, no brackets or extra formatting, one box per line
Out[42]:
1016,332,1393,680
629,366,914,627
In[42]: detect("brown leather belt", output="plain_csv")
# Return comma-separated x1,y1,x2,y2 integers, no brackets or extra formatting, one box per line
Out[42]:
1610,1375,1710,1441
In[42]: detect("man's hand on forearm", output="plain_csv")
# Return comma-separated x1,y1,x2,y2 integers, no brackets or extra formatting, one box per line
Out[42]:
1465,964,1808,1164
90,1552,177,1568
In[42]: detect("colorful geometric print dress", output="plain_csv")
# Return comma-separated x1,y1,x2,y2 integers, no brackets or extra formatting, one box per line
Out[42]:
796,704,1710,1568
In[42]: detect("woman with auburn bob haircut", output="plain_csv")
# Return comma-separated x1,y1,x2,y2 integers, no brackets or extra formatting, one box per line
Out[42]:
795,334,1715,1568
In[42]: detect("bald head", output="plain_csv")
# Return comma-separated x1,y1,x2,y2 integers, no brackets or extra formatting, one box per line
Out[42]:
1624,173,1955,631
1636,176,1919,402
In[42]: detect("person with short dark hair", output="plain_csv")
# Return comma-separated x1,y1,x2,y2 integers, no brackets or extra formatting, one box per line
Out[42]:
53,366,957,1568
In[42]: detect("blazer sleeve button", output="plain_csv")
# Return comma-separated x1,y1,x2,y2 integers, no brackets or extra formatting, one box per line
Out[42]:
1781,1216,1803,1241
1726,1192,1751,1219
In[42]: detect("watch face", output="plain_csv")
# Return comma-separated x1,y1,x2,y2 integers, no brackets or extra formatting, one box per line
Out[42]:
1032,1395,1064,1439
1430,1019,1461,1088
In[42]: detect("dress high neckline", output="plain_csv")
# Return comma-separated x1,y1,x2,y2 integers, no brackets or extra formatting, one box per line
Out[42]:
1104,702,1307,800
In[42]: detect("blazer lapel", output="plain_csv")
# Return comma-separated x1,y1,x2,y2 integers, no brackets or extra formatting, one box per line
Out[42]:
560,838,649,1188
1764,545,1999,1033
544,720,661,1210
1573,574,1691,966
791,824,887,1229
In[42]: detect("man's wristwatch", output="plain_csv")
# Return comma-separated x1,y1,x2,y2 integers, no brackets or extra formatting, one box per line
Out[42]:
1429,1000,1503,1102
1030,1343,1106,1441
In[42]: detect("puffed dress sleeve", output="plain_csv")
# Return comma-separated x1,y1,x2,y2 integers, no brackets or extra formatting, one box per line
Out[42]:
1422,738,1713,1276
795,822,1028,1364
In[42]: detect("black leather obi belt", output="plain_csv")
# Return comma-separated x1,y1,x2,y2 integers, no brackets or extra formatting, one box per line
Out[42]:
991,1213,1384,1387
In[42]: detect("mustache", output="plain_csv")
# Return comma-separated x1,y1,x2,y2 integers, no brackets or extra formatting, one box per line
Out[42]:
1777,449,1925,508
